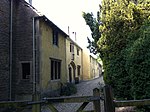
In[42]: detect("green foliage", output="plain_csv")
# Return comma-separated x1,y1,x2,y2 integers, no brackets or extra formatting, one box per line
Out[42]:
125,22,150,111
83,1,150,108
100,0,139,99
99,0,150,101
60,83,77,96
82,12,101,55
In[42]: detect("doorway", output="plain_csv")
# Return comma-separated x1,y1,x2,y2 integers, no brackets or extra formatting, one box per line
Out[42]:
68,61,76,83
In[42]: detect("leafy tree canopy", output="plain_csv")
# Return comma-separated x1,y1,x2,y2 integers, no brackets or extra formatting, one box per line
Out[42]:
83,0,150,106
99,0,150,101
82,12,101,55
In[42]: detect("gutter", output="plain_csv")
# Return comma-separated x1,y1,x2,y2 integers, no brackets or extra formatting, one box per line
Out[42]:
9,0,13,101
32,17,36,94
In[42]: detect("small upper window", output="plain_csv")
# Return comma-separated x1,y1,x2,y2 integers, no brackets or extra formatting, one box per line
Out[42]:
53,30,58,46
77,48,79,55
70,43,74,52
21,62,31,79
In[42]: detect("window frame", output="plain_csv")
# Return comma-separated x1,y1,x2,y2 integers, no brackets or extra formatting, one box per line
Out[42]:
77,65,81,76
20,61,32,80
70,42,74,53
52,30,58,46
77,48,80,55
50,58,61,81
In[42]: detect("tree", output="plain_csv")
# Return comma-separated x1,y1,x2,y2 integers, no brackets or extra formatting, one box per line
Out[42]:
83,0,150,111
99,0,140,99
82,12,101,55
99,1,150,110
83,0,150,99
125,20,150,111
99,1,150,112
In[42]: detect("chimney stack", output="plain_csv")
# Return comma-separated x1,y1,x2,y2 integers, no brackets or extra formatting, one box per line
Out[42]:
29,0,32,5
72,32,77,41
68,26,70,36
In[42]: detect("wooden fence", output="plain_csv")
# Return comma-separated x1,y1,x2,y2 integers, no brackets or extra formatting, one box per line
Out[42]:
0,88,104,112
1,85,150,112
104,85,150,112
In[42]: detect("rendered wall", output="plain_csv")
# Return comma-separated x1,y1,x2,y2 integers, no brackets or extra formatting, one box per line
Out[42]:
39,20,67,95
66,38,83,82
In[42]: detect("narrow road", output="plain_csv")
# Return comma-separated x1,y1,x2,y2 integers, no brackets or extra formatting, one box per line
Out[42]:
42,76,104,112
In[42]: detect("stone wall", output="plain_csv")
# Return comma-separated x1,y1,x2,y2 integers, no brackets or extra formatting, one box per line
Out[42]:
0,0,39,101
12,0,39,100
0,0,11,101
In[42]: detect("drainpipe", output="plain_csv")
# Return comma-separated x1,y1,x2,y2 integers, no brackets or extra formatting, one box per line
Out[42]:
9,0,13,101
32,17,36,94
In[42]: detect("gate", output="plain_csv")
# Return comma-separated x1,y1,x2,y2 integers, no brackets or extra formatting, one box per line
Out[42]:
103,85,150,112
0,88,104,112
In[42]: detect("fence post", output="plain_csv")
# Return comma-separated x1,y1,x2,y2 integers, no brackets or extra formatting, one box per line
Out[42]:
104,85,115,112
93,88,101,112
32,93,41,112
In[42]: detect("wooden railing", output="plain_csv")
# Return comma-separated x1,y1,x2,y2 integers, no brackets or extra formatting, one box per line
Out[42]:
103,85,150,112
0,88,104,112
2,86,149,112
0,100,46,112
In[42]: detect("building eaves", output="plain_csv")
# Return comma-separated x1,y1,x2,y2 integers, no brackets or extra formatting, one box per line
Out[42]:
23,0,43,16
36,16,69,38
23,0,68,38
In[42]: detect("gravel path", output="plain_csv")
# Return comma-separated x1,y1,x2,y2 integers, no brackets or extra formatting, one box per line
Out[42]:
42,76,104,112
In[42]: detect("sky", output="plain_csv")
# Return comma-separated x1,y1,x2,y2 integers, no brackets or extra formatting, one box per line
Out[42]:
26,0,100,49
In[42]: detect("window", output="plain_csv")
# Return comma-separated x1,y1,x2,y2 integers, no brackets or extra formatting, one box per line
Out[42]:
70,42,74,52
77,65,81,76
53,30,58,46
71,53,75,60
90,57,91,63
70,43,72,52
51,59,61,80
77,48,79,55
21,62,31,79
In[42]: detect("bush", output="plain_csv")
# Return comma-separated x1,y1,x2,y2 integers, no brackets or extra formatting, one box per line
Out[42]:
98,0,150,111
125,23,150,111
60,83,77,96
100,0,150,100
